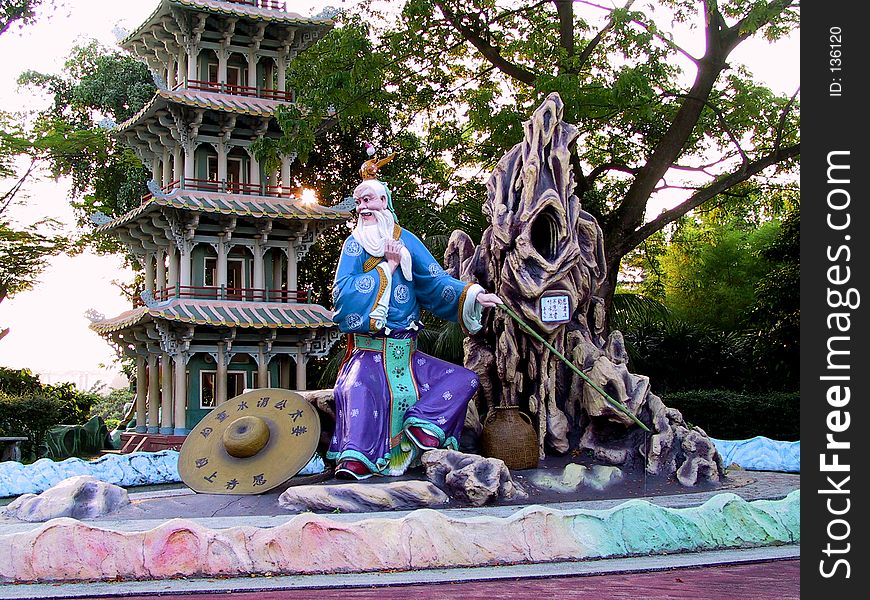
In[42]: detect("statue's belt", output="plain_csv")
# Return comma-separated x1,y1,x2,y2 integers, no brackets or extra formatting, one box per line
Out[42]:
352,334,419,448
352,333,417,354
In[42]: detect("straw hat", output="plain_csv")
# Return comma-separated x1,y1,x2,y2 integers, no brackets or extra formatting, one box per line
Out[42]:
178,388,321,494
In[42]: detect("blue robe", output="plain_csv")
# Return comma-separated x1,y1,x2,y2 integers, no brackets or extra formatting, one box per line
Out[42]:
328,226,481,475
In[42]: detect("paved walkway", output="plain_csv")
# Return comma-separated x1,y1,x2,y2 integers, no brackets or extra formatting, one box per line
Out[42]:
2,546,798,599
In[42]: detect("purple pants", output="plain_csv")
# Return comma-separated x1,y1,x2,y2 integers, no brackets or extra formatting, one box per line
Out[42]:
327,332,479,475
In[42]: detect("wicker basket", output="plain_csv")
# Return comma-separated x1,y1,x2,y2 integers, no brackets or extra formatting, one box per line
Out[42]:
479,405,539,470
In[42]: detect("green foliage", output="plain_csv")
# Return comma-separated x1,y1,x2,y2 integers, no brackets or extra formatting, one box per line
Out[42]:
657,216,780,331
0,391,62,460
269,0,798,307
17,41,155,251
89,387,134,424
0,367,97,423
660,389,799,441
0,217,68,304
621,201,799,392
0,0,44,36
0,368,100,458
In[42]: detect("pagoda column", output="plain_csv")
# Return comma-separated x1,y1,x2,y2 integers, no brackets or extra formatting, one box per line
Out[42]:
160,352,173,433
147,354,159,433
167,58,176,90
173,352,189,435
151,156,161,184
253,240,265,291
176,51,186,86
257,345,268,388
286,240,297,297
295,351,307,391
247,52,258,92
156,248,167,297
186,43,199,84
135,354,147,433
173,145,183,184
217,236,228,298
245,146,260,190
217,141,228,186
280,155,292,192
179,241,192,290
280,356,291,389
168,246,179,292
162,149,172,186
276,55,287,93
216,342,228,405
271,250,283,302
217,46,229,88
144,253,155,295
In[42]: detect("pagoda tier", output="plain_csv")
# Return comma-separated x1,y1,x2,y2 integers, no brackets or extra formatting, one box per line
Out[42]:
90,298,341,438
88,0,342,439
122,0,330,97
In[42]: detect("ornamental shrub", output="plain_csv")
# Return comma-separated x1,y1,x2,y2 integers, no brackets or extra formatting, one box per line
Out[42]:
0,391,64,460
659,389,799,441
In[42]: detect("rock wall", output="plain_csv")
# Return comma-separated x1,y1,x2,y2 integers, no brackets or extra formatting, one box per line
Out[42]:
0,490,799,582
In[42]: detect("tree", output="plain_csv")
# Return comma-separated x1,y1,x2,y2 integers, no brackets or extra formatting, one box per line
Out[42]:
0,0,44,36
18,40,156,251
0,0,68,327
268,0,799,311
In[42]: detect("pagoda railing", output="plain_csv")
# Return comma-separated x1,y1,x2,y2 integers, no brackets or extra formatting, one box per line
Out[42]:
222,0,287,11
175,79,294,102
142,178,299,203
137,286,309,306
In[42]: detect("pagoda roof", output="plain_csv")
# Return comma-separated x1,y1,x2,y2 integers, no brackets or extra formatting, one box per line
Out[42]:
121,0,332,47
90,299,335,334
94,188,352,233
116,89,284,133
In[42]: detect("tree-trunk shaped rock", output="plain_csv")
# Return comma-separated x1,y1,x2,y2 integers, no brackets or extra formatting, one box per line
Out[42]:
446,92,722,486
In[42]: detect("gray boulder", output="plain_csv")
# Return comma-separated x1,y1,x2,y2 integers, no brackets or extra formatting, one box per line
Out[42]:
278,480,449,513
3,475,129,522
421,449,527,507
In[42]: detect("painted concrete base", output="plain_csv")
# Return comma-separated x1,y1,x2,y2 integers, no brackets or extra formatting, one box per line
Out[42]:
0,490,799,583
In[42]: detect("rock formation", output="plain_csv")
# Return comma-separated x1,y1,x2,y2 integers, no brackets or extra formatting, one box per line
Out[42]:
2,476,129,522
445,92,723,485
421,449,527,506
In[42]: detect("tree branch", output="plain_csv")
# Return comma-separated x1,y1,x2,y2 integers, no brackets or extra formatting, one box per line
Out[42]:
623,142,800,252
553,0,575,58
434,1,539,85
586,161,639,184
573,0,636,73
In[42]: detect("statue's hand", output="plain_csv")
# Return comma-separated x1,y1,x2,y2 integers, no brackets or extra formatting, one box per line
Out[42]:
476,292,503,308
384,239,404,271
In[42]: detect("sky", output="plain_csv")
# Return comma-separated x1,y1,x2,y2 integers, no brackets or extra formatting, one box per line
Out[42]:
0,0,798,390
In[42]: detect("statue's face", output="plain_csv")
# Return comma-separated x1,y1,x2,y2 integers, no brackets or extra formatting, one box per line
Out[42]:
353,188,387,225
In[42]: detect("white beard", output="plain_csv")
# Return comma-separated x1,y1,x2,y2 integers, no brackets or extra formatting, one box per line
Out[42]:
353,209,413,280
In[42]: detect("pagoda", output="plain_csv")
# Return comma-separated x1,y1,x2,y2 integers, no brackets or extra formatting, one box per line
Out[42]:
89,0,348,451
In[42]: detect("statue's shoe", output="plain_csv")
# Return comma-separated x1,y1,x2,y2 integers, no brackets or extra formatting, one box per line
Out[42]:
406,426,440,451
335,459,373,480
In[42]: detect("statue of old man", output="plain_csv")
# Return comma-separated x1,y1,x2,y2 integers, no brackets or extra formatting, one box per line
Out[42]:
328,159,502,479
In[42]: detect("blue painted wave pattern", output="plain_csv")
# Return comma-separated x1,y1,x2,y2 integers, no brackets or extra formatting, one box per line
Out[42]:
712,436,800,473
1,451,327,497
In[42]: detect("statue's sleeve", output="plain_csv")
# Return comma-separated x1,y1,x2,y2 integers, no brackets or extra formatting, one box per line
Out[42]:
404,231,485,334
332,236,392,333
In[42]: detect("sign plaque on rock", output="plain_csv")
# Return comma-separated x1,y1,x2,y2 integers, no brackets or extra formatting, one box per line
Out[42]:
179,388,320,494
